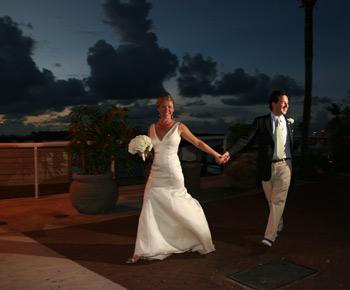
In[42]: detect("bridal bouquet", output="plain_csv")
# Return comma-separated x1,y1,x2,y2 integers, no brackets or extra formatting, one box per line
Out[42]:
128,135,153,161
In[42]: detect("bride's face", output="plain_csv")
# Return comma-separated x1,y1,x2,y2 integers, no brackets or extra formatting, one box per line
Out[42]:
158,100,174,119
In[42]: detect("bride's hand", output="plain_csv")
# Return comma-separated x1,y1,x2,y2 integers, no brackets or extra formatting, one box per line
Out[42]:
138,151,148,158
138,151,149,161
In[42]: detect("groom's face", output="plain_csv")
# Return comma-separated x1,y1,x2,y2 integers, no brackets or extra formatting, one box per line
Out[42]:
272,95,289,116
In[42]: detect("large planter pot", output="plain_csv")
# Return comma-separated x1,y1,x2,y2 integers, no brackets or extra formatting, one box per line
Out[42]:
69,172,118,214
223,151,258,191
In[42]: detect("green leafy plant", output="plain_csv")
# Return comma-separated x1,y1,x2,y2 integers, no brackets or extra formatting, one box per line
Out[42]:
67,104,139,175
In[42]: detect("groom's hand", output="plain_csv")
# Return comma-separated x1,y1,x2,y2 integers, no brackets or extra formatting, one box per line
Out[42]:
216,154,229,165
221,152,230,164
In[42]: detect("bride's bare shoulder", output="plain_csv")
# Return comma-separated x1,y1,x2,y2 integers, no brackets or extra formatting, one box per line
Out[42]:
178,122,190,134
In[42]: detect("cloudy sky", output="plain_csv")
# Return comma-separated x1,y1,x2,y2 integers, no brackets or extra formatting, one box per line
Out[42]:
0,0,349,137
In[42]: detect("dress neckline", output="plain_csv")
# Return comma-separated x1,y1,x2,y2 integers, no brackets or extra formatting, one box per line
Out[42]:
155,122,178,142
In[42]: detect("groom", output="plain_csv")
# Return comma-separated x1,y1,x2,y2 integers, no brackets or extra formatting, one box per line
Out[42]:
221,90,294,247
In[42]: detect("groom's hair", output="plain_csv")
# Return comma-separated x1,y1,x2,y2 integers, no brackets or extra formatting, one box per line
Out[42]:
269,90,289,111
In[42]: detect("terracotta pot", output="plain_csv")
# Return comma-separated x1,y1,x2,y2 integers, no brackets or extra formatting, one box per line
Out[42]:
223,152,258,191
69,172,118,214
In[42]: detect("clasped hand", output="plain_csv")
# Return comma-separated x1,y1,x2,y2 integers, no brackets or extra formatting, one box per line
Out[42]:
215,152,230,165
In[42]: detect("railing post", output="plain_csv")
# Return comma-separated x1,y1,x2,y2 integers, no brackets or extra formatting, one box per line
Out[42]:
34,147,39,199
223,136,227,152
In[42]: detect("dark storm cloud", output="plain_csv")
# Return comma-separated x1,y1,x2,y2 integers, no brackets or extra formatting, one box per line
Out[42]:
185,100,207,107
215,68,259,97
0,16,94,117
127,101,159,131
177,53,217,98
0,17,44,103
86,0,178,101
2,74,94,116
102,0,153,44
177,53,304,105
220,71,304,106
128,101,156,121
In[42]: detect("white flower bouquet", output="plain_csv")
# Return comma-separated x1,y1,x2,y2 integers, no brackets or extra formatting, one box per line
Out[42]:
128,135,153,161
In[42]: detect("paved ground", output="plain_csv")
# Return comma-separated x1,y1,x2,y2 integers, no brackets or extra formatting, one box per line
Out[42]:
0,174,349,290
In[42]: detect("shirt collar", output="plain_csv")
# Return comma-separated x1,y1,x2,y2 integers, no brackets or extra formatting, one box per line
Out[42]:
270,112,282,121
270,113,287,128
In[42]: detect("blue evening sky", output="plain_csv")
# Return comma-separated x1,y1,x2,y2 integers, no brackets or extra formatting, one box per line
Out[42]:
0,0,349,136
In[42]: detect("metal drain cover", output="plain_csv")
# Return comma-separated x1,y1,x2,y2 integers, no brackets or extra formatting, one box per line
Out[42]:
227,258,317,290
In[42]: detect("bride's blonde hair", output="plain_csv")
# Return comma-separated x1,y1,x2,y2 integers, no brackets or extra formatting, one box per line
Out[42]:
157,94,175,108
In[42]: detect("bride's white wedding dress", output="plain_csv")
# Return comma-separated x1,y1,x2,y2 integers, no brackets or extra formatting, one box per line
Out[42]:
133,122,215,260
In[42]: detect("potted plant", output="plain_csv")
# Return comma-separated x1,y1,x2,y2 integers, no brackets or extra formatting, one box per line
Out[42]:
67,104,138,214
223,123,258,191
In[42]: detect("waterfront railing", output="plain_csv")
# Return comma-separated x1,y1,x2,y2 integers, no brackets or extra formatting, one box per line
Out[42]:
0,135,228,199
0,142,71,199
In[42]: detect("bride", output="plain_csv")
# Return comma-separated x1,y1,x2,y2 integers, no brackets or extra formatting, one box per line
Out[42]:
127,94,223,263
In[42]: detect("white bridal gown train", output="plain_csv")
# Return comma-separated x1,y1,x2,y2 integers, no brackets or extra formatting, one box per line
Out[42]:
133,122,215,260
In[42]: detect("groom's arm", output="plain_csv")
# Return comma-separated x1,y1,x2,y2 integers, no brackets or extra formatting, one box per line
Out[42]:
224,118,259,161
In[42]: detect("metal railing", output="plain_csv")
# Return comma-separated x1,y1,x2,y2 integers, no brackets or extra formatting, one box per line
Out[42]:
0,142,70,199
0,135,228,199
199,135,228,151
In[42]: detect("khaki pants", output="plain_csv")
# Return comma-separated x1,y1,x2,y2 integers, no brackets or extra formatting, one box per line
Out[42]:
262,159,292,241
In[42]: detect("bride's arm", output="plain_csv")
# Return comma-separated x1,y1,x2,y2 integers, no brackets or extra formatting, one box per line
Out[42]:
178,123,222,162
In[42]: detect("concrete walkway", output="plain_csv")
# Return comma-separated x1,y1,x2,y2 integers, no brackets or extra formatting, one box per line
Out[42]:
0,176,232,290
0,174,349,290
0,183,149,290
0,233,126,290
